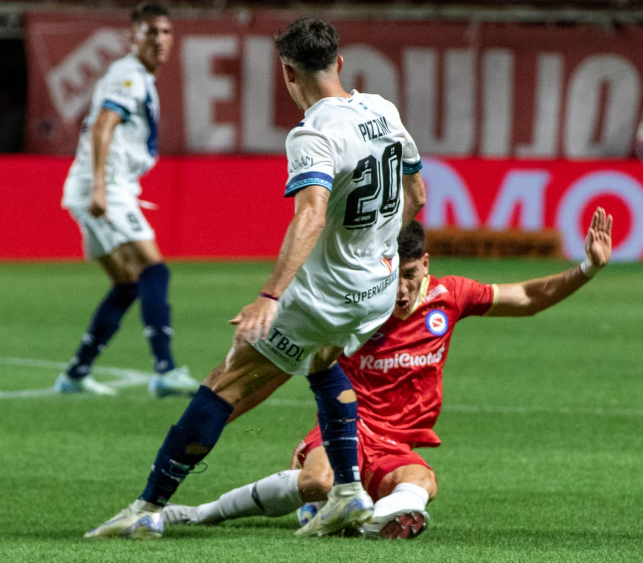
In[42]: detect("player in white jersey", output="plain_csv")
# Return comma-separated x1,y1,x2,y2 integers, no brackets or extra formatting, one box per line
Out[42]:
255,90,421,375
85,16,425,540
55,3,200,398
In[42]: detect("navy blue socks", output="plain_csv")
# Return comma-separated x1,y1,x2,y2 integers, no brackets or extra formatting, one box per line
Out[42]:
307,364,360,484
67,283,138,379
140,386,234,506
138,263,175,374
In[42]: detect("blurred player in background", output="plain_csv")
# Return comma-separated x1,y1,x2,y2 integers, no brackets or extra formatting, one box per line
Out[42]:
85,16,425,540
162,209,612,540
55,2,200,398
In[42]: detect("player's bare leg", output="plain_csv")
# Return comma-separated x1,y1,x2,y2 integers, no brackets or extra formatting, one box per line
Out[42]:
298,446,334,501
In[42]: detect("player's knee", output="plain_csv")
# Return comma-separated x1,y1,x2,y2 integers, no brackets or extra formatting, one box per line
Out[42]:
426,470,438,501
378,466,437,501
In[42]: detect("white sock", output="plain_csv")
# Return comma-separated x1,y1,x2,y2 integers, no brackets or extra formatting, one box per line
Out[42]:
373,483,429,520
195,470,302,524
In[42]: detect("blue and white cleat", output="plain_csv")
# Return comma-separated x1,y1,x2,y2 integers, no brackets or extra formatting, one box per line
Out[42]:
84,504,163,540
148,366,201,398
54,373,117,396
295,482,373,537
363,509,429,540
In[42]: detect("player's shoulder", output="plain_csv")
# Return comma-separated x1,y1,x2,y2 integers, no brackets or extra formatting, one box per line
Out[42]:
103,55,147,86
434,274,466,286
355,91,402,118
285,117,331,151
420,275,467,301
432,274,479,292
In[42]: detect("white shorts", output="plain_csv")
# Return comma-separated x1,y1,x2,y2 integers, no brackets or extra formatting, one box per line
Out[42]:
252,264,398,376
68,199,155,259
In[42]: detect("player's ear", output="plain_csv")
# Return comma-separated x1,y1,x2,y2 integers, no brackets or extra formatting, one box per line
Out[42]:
423,252,429,275
282,63,296,84
336,55,344,74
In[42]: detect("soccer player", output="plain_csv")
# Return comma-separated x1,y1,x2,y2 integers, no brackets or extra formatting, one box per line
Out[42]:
55,3,200,398
162,209,613,539
84,17,425,539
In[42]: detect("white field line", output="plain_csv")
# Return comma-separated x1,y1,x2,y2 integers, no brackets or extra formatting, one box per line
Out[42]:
0,356,151,398
1,356,641,418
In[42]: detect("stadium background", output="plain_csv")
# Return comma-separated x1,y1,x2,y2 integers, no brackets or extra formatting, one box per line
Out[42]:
0,3,642,563
1,0,643,260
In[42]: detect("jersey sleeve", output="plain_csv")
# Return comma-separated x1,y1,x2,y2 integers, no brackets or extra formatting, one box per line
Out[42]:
381,98,422,174
99,66,146,123
284,127,334,198
445,275,496,319
400,124,422,174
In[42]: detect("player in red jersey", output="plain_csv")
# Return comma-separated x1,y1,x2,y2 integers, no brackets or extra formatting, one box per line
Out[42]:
162,207,613,539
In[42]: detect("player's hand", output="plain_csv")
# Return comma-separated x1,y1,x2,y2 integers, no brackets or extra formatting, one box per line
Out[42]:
88,190,108,218
230,296,279,345
584,207,613,268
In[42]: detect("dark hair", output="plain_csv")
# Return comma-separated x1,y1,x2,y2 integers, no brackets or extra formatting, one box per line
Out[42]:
398,220,426,260
131,2,170,24
274,17,339,72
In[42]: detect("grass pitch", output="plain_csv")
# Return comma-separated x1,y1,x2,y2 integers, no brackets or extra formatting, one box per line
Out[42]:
0,259,641,563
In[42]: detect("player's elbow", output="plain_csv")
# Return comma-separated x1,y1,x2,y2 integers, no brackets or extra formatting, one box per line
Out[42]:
407,181,426,213
413,186,426,209
408,194,425,218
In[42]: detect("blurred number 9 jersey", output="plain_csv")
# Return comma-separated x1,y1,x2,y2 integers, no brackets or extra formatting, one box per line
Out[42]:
259,89,422,374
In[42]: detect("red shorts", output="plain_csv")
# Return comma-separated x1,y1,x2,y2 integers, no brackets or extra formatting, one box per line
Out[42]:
291,420,432,502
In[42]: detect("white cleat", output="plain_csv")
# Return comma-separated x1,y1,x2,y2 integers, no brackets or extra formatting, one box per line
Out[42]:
295,482,373,537
84,505,163,540
161,503,199,526
54,373,117,396
363,510,429,540
148,366,201,398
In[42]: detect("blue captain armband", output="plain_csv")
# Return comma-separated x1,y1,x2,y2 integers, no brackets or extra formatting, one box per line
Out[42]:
102,99,131,122
403,160,423,174
285,171,334,197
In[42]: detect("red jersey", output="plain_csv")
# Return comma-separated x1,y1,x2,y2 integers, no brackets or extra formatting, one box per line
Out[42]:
338,275,496,448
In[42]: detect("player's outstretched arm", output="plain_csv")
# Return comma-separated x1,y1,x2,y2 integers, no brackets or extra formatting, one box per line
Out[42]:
486,207,612,317
89,108,123,218
231,185,329,344
401,172,426,229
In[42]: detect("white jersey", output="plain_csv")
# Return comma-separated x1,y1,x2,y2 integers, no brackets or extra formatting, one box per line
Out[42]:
62,54,160,208
283,90,422,334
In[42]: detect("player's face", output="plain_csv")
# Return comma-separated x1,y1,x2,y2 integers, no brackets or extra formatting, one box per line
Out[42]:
393,254,429,318
132,16,173,74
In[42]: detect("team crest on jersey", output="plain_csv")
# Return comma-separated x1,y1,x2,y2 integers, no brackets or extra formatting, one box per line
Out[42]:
425,309,448,336
123,80,133,88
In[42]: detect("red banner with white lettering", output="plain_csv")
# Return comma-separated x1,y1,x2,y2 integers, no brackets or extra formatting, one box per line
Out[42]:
1,156,641,261
24,12,643,159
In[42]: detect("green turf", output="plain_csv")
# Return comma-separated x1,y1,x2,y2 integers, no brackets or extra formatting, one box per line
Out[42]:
1,259,641,562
